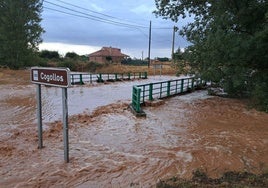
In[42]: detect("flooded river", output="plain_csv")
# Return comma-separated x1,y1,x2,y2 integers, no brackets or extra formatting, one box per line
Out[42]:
0,76,267,187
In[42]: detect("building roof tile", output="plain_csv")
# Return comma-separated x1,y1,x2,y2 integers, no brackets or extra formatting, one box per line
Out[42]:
89,47,129,57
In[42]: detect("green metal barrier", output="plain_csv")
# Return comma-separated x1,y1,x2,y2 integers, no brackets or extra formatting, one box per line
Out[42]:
70,73,92,84
79,74,83,85
71,72,148,85
98,73,103,82
132,86,141,113
131,77,206,113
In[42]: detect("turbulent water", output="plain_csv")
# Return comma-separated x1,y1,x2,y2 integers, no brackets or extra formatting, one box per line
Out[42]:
0,77,267,188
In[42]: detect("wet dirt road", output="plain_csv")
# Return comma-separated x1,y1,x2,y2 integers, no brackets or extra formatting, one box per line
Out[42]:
0,74,268,187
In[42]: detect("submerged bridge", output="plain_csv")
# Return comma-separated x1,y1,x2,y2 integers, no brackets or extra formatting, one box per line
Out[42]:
70,72,206,117
131,77,206,116
70,72,147,85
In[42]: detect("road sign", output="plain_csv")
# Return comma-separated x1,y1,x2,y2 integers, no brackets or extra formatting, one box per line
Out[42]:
31,67,71,163
31,67,70,88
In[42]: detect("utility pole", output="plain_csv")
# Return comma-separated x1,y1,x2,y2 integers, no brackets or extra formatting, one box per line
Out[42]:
172,26,177,64
148,20,152,68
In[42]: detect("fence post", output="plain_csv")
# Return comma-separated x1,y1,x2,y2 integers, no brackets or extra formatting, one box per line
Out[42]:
128,72,131,80
115,73,118,80
191,78,194,90
149,83,153,101
79,74,83,85
175,80,178,93
71,75,74,84
160,83,163,98
167,81,171,96
136,87,141,112
98,73,102,82
144,72,147,79
90,74,92,84
181,79,184,93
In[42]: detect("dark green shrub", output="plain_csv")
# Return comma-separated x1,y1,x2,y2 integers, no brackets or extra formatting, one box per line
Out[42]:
57,60,76,71
85,61,104,73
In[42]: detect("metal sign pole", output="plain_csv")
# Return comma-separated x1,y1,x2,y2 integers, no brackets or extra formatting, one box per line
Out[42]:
31,67,71,162
62,88,69,163
36,84,43,149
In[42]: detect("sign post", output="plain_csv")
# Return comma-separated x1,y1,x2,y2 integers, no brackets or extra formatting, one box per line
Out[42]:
31,67,71,162
36,84,43,149
62,87,69,162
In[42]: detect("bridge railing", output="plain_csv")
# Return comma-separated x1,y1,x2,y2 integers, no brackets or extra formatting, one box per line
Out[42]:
131,77,206,113
70,72,147,85
132,86,142,113
70,73,98,85
96,72,147,82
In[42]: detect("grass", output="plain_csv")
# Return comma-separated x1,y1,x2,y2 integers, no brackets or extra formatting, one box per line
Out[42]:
156,170,268,188
0,68,30,85
95,63,176,75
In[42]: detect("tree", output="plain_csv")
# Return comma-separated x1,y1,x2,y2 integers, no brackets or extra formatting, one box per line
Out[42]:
65,52,78,59
157,57,170,62
0,0,44,69
39,50,60,59
154,0,268,111
172,48,189,75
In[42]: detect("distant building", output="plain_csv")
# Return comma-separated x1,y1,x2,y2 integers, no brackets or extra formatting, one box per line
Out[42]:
88,47,129,64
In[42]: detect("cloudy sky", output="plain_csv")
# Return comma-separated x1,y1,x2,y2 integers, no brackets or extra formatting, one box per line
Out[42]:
40,0,190,58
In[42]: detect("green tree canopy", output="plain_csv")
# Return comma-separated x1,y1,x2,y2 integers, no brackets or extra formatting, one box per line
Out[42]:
154,0,268,111
0,0,44,69
39,50,60,59
65,52,79,59
157,57,170,62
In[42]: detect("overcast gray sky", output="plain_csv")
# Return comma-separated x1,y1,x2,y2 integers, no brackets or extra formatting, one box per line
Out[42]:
40,0,190,58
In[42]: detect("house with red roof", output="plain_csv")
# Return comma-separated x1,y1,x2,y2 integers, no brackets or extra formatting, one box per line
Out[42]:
89,47,129,64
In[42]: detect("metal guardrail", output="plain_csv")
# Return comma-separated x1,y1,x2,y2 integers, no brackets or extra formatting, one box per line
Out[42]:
70,72,147,85
70,73,98,84
132,86,142,113
131,77,206,113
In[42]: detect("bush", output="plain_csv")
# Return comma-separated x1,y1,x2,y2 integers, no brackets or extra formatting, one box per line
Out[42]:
251,82,268,112
57,60,76,71
85,61,104,73
39,50,60,59
121,58,148,66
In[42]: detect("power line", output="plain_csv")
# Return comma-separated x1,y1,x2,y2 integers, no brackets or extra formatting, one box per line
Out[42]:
44,6,174,46
44,7,103,23
44,0,172,30
43,6,151,40
54,0,132,22
43,0,148,29
43,0,176,48
53,0,171,30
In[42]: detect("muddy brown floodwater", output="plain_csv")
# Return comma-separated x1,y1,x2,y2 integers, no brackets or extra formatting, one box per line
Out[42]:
0,75,268,187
